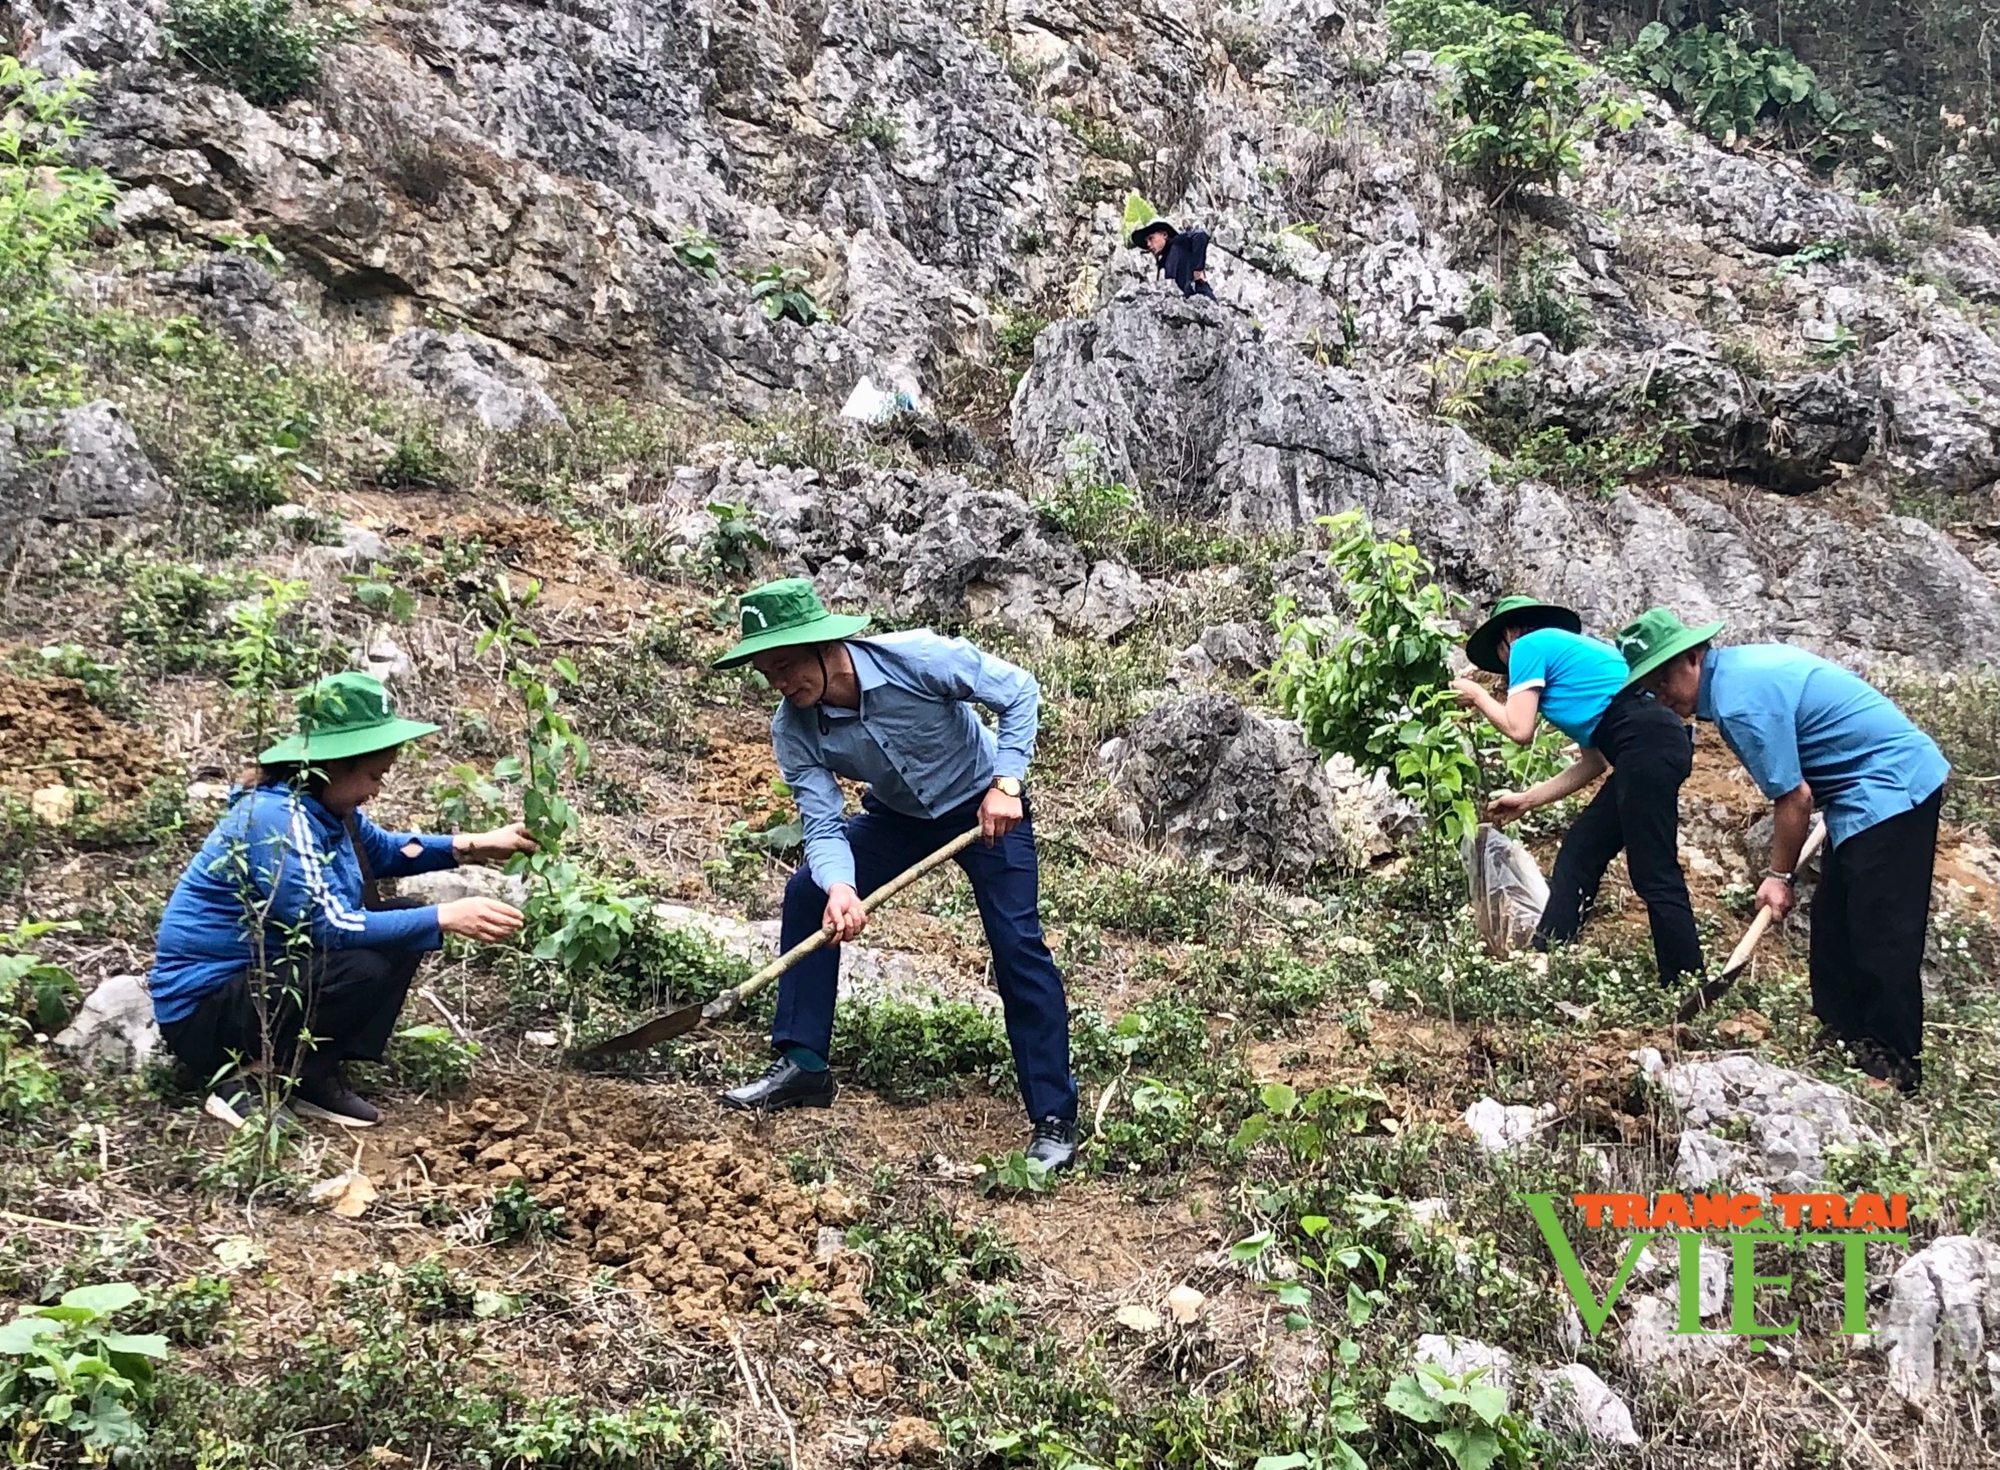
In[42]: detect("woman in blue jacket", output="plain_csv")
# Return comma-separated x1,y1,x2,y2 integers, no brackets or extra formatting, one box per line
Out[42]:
151,673,534,1128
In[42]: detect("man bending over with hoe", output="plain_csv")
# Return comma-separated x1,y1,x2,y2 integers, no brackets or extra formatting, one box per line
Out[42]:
1453,597,1705,990
713,578,1080,1171
1622,609,1948,1092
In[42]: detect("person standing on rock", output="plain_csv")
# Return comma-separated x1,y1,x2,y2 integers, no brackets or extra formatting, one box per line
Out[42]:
1453,597,1706,989
149,673,537,1129
1125,192,1215,300
712,578,1080,1171
1622,609,1948,1093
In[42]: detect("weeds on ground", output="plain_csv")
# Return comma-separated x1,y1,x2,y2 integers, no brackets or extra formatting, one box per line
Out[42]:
830,997,1012,1102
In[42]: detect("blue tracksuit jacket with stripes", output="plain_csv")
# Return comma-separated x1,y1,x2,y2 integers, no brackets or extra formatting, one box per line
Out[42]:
148,785,458,1024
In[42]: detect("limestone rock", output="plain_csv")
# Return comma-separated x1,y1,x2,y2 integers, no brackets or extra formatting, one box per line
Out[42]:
155,252,304,355
1618,1293,1733,1370
1167,622,1276,687
398,866,530,909
1637,1048,1879,1191
1535,1363,1642,1447
1461,1096,1555,1155
381,329,567,435
1102,693,1355,882
0,403,166,554
1876,1236,2000,1406
54,973,160,1072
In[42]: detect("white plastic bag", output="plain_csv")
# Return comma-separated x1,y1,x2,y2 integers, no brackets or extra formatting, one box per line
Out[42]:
839,373,923,423
1463,823,1548,958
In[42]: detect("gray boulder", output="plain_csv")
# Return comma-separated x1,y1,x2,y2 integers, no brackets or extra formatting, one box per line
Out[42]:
381,329,568,434
1876,1235,2000,1406
0,402,166,553
155,252,305,355
1167,621,1275,687
1636,1047,1879,1192
1100,693,1355,882
716,459,1148,640
54,974,161,1072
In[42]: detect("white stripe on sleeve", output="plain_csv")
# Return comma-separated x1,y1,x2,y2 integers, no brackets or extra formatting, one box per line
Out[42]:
289,804,367,934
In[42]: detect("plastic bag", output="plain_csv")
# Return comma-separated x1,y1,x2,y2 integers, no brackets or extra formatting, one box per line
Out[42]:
839,373,923,424
1463,823,1548,958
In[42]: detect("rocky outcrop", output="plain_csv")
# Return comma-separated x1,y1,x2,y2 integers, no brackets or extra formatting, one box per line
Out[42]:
1099,693,1359,882
53,974,160,1072
686,459,1148,639
1876,1236,2000,1407
1636,1048,1880,1192
381,328,568,434
0,402,166,554
153,251,306,355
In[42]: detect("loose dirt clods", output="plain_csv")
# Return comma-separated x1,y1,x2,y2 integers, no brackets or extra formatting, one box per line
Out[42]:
418,1096,864,1326
0,673,163,804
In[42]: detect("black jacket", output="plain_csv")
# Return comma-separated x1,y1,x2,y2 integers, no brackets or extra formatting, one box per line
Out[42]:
1157,231,1215,298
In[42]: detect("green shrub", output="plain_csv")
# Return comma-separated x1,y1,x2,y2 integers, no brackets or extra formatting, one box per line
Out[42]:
166,0,355,107
0,923,78,1122
0,59,120,409
388,1024,481,1096
1615,18,1853,164
378,429,456,489
1388,0,1599,196
1879,668,2000,843
845,1207,1020,1319
0,1283,170,1461
1500,424,1665,496
748,264,821,326
487,1181,565,1246
830,997,1012,1102
1501,241,1590,351
671,229,722,279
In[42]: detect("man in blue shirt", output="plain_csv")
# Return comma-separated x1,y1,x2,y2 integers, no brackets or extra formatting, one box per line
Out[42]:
1454,597,1705,987
1126,193,1216,299
1623,608,1950,1092
711,578,1079,1169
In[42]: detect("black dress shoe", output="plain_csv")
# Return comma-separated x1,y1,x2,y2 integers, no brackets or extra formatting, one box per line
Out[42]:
720,1059,837,1112
1025,1116,1078,1172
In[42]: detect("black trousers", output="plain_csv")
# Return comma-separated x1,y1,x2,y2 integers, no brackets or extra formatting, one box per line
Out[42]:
1810,788,1942,1072
159,948,422,1091
1535,690,1705,987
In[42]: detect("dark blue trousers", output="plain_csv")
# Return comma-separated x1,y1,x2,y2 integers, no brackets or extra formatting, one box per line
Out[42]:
771,795,1077,1124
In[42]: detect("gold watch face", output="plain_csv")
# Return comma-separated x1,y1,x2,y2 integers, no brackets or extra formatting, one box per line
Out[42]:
993,777,1022,797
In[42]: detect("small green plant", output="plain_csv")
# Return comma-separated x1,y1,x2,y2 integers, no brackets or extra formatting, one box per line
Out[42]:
845,1208,1020,1320
749,264,822,326
830,998,1012,1102
1501,424,1666,496
1385,1361,1536,1470
995,310,1050,368
975,1150,1055,1196
0,60,120,409
0,1283,170,1460
1232,1081,1386,1168
1270,511,1485,844
344,574,416,623
704,499,769,578
847,105,902,152
672,228,722,279
226,574,322,747
389,1023,481,1095
486,1181,565,1245
1774,238,1852,277
1420,346,1529,421
0,922,79,1121
429,763,510,832
1501,241,1590,351
377,429,455,488
165,0,355,107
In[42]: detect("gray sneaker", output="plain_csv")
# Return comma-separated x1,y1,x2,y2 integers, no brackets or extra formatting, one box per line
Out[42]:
291,1068,382,1128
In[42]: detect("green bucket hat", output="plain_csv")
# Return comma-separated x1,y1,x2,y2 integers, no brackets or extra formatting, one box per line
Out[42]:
1464,596,1583,675
1123,190,1177,250
713,577,871,670
257,672,440,764
1615,607,1727,689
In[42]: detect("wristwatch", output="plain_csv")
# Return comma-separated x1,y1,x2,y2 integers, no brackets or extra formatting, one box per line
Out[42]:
1763,869,1795,888
990,776,1023,798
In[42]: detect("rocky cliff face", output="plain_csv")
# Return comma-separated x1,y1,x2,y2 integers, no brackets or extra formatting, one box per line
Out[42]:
10,0,2000,664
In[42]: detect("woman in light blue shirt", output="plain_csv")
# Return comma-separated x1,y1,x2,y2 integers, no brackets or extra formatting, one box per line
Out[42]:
1454,597,1706,988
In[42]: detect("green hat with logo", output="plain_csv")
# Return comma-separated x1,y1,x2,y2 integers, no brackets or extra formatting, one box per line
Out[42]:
1616,607,1727,688
257,671,440,764
713,577,871,669
1464,596,1583,675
